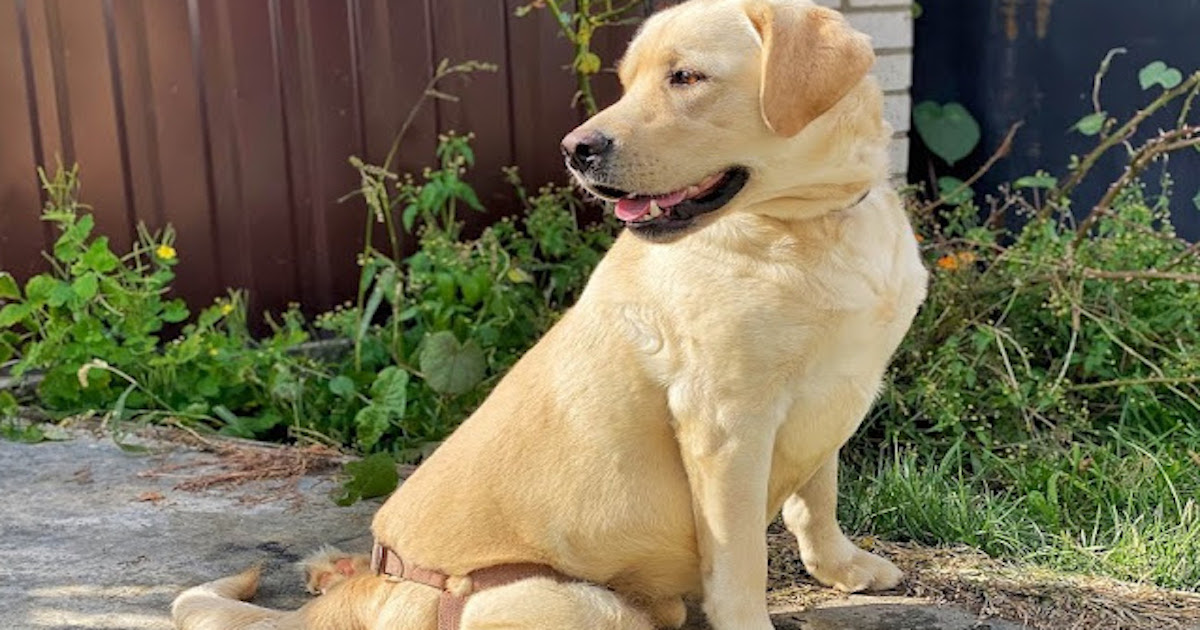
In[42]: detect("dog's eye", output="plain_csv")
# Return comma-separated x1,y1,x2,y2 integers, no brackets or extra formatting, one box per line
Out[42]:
668,69,707,86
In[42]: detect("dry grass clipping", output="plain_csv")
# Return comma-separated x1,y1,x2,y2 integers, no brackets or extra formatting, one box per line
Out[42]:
138,430,347,504
763,523,1200,629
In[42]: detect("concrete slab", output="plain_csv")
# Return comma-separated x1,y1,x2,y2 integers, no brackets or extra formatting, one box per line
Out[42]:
0,432,377,629
0,432,1024,630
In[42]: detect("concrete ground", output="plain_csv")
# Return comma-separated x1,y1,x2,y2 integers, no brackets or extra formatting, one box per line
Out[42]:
0,431,1022,630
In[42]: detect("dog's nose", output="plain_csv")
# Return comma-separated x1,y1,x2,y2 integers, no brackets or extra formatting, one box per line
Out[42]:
561,129,613,171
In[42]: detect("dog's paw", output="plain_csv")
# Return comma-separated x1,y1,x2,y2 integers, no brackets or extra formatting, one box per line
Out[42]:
299,546,372,595
803,544,903,593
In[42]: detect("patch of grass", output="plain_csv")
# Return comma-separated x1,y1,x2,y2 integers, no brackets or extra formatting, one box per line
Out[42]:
841,423,1200,592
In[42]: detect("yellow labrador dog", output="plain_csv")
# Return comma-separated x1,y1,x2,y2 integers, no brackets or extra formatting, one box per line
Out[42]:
172,0,927,628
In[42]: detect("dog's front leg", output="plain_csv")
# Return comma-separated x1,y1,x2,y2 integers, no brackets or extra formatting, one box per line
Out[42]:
675,408,776,630
782,452,902,592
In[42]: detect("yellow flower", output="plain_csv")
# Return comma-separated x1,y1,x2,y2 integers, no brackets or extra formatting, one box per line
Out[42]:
936,254,960,271
156,244,177,261
956,251,977,265
220,302,234,316
208,348,218,357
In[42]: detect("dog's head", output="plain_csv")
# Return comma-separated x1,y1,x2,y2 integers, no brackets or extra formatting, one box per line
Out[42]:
562,0,883,242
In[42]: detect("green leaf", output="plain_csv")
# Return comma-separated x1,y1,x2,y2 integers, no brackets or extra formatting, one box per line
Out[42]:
0,272,20,300
161,299,189,323
1073,112,1107,136
575,51,602,75
357,266,395,347
47,282,74,308
353,405,389,451
1138,61,1183,90
336,452,399,505
937,176,974,205
0,303,30,328
110,383,137,423
329,375,357,399
459,270,489,306
71,273,99,300
82,238,120,273
1015,173,1059,189
912,101,981,166
419,331,486,395
369,366,409,413
402,203,419,233
0,420,46,444
217,409,284,439
0,391,17,417
24,275,55,306
456,183,483,212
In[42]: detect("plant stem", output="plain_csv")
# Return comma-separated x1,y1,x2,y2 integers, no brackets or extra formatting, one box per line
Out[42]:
917,122,1023,217
1054,72,1200,206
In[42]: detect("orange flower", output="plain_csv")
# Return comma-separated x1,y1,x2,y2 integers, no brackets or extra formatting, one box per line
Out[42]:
936,255,959,271
914,232,925,243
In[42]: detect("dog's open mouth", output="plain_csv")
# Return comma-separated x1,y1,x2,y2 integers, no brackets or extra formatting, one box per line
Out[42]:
590,167,749,239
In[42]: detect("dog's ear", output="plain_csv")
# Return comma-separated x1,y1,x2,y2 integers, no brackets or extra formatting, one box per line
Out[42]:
746,0,874,136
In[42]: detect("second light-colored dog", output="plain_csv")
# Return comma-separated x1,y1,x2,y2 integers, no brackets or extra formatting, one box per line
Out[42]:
172,0,928,628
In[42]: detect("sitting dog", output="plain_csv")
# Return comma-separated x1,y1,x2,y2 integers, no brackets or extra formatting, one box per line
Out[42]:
172,0,927,627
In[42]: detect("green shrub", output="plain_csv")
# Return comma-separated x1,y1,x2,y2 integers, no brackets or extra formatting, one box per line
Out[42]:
869,65,1200,449
0,136,613,465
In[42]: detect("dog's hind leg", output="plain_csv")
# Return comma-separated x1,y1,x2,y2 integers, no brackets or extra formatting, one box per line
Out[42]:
298,547,372,595
461,578,654,630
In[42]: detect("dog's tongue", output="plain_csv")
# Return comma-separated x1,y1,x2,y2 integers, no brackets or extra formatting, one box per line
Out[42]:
615,197,652,222
613,190,689,222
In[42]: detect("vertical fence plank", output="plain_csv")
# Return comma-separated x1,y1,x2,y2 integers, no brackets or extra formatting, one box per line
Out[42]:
53,0,136,251
505,1,584,191
432,0,514,220
132,0,221,305
274,0,364,311
0,0,48,279
356,0,437,175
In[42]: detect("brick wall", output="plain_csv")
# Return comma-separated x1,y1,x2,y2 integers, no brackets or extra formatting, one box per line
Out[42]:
815,0,914,178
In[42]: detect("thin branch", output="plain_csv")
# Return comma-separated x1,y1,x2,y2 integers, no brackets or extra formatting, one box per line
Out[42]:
1163,240,1200,272
1071,127,1200,245
1091,48,1126,116
1069,375,1200,392
917,122,1024,216
1055,71,1200,205
1080,268,1200,283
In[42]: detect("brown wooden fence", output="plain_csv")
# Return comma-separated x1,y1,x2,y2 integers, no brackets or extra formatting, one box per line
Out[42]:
0,0,638,316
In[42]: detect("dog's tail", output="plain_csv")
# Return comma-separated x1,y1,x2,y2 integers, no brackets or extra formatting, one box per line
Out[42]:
172,566,291,630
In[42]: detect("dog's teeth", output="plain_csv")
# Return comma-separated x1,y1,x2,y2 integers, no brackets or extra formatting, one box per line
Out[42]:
686,185,699,198
648,200,662,218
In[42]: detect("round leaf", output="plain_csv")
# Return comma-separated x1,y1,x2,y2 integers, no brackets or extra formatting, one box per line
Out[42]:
936,176,974,205
329,375,357,399
1072,112,1107,136
912,101,981,166
575,51,602,76
1139,61,1182,90
419,331,486,395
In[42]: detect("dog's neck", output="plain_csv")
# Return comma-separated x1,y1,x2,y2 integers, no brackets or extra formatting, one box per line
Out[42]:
741,78,891,222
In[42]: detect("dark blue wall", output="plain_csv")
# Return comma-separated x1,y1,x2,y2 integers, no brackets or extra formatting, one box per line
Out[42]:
910,0,1200,240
